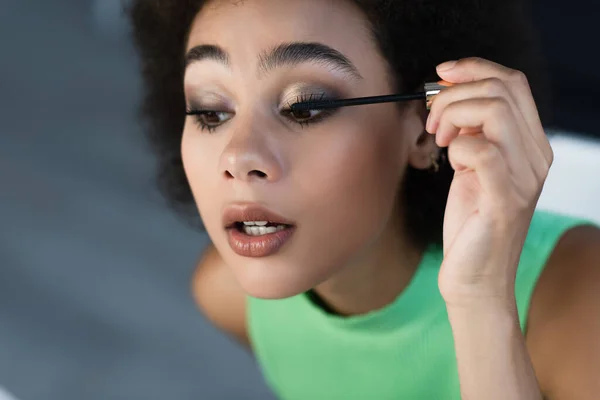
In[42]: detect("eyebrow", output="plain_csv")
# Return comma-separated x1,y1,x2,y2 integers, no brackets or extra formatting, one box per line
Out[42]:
185,45,230,68
185,42,363,80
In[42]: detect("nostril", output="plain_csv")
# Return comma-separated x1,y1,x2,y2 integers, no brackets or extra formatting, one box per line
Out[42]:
223,169,268,180
249,170,267,178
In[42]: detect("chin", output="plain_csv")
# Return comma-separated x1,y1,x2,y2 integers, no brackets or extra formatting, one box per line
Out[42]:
229,255,327,300
242,283,302,300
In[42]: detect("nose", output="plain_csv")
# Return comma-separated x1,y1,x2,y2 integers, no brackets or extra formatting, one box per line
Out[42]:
219,128,284,183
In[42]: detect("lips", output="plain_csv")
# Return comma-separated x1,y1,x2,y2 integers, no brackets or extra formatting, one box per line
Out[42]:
222,204,296,229
222,204,296,258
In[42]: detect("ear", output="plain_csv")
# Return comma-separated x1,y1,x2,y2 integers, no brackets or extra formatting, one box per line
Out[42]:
406,108,440,170
407,131,439,170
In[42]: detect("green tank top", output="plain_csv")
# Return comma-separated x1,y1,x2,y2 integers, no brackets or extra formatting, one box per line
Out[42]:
247,210,594,400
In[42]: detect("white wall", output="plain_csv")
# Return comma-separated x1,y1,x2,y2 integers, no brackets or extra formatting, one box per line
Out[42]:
538,132,600,224
0,387,18,400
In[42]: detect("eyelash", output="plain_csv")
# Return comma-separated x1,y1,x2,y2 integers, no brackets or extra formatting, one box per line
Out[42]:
282,93,338,128
185,108,231,133
185,92,339,133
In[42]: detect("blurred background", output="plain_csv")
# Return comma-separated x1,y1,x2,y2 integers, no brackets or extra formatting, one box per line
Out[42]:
0,1,598,399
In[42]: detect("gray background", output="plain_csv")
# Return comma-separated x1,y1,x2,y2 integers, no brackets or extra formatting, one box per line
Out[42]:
1,1,273,399
0,1,598,400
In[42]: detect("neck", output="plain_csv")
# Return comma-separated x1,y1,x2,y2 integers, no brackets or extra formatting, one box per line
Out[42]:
312,217,425,317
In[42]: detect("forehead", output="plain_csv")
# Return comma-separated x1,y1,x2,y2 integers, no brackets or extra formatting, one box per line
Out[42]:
186,0,378,65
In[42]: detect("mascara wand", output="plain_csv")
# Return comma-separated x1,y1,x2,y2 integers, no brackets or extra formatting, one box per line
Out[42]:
291,81,451,112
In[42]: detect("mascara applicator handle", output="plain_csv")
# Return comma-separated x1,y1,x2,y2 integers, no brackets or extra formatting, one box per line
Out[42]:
425,80,453,110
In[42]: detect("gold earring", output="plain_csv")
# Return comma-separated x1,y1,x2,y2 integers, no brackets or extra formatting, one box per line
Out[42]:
430,153,440,173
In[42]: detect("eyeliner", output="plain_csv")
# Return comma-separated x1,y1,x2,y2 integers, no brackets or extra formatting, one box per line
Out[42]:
290,81,451,112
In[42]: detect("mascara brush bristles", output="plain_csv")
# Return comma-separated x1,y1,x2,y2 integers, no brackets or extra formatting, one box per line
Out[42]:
290,92,426,111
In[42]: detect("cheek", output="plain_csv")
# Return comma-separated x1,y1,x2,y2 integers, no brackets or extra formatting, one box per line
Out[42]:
291,118,406,249
181,127,222,231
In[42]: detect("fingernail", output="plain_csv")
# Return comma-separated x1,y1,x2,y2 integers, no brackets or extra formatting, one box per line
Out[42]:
426,113,434,133
436,60,457,72
425,113,437,134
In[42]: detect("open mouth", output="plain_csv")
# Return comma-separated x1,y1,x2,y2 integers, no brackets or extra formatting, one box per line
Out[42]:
232,221,294,237
222,205,296,257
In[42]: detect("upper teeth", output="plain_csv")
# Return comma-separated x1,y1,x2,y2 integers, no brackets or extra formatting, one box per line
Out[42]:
242,224,288,236
243,221,269,226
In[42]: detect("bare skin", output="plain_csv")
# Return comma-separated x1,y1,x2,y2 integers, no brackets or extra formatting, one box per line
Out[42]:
182,0,600,397
193,224,600,398
183,0,433,305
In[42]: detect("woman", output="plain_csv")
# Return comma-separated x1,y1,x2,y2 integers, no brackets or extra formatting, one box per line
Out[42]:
128,0,600,398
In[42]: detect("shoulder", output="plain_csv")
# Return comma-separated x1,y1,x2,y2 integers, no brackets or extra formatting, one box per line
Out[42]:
191,244,250,348
527,222,600,398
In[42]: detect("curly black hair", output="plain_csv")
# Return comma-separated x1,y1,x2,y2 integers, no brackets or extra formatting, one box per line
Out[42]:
128,0,547,249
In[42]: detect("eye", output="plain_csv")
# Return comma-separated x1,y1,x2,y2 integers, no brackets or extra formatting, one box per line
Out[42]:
282,93,338,127
285,108,325,123
186,109,233,132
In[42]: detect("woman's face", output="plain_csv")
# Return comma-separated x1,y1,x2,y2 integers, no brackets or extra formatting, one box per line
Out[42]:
183,0,428,298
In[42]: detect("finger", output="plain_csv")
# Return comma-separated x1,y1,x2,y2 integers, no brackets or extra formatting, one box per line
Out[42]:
427,78,549,180
437,57,518,84
436,57,553,165
439,98,540,198
435,97,526,170
449,135,540,211
447,135,512,201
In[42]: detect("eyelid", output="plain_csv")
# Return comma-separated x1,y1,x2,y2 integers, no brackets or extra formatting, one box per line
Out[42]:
184,89,234,111
186,102,234,114
281,93,330,111
280,82,342,105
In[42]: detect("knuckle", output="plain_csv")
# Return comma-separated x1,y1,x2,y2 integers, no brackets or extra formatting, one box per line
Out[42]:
461,56,484,66
547,147,555,166
540,140,554,171
481,78,508,97
509,69,528,85
540,167,550,182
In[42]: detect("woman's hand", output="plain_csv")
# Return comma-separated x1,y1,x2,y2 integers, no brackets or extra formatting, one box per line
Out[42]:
426,57,554,307
426,57,552,400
